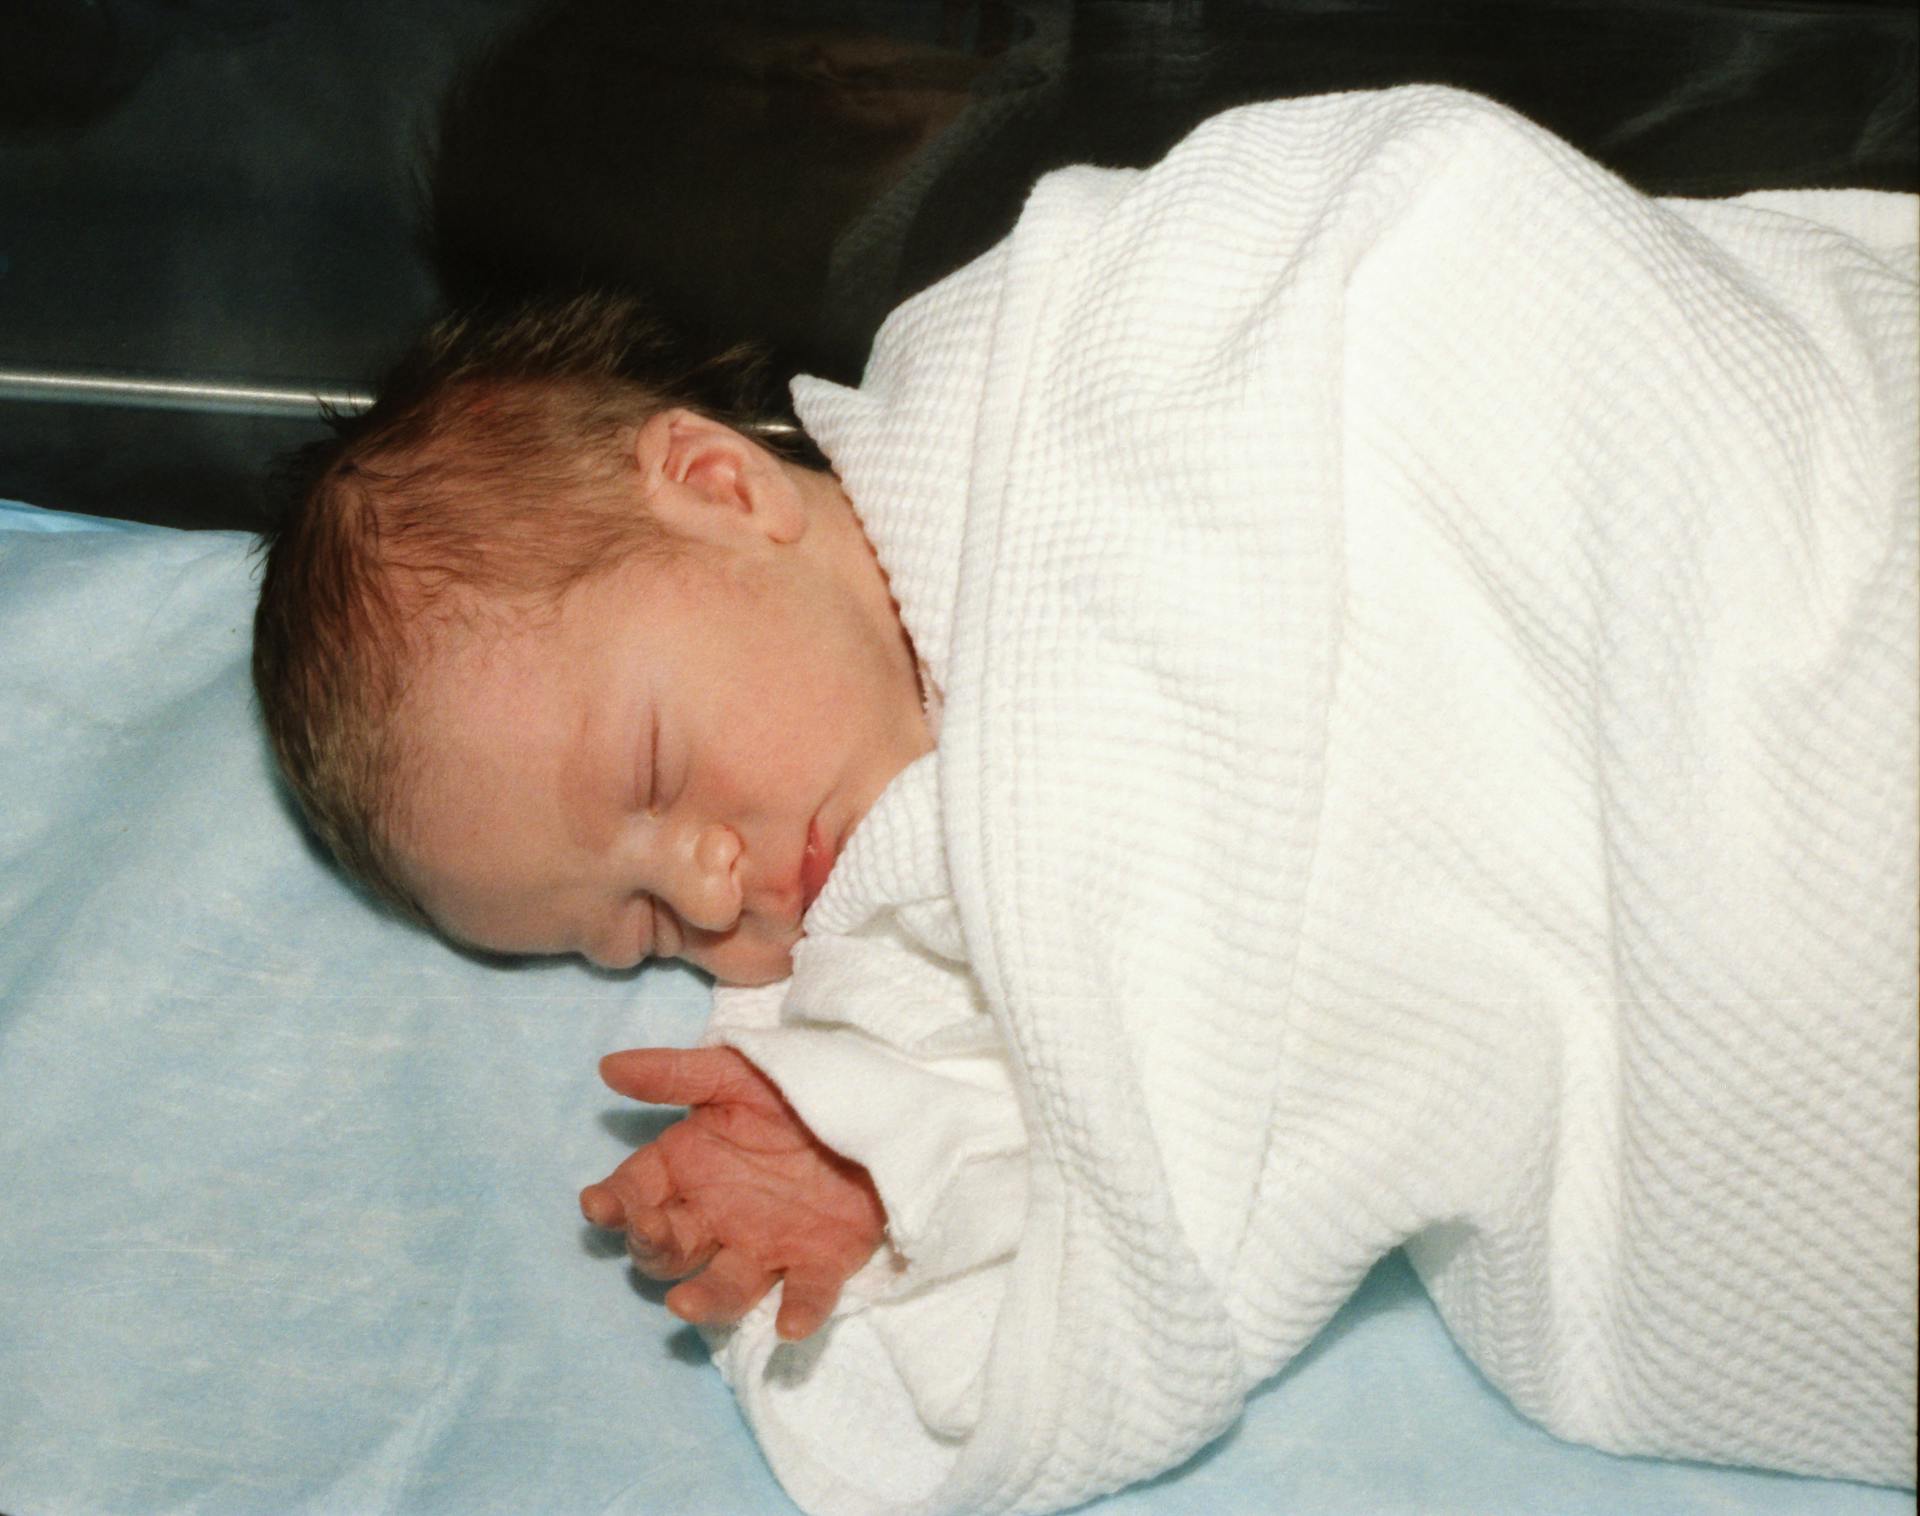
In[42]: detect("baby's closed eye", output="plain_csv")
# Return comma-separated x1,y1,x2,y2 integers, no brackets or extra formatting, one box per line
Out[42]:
640,713,660,814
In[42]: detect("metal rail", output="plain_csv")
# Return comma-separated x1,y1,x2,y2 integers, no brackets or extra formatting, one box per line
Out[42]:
0,369,808,440
0,367,373,419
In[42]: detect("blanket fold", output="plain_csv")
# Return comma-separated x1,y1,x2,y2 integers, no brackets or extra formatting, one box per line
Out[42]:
708,88,1918,1516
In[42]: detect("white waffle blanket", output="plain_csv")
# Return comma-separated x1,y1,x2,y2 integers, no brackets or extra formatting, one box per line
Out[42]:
702,89,1919,1516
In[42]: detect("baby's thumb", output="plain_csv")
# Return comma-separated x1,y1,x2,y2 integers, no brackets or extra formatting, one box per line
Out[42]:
599,1044,752,1106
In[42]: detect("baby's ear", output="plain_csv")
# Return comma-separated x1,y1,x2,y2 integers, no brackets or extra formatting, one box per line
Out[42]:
634,409,805,544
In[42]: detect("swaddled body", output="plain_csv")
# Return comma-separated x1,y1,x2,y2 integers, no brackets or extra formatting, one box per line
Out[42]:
249,83,1916,1516
691,88,1918,1516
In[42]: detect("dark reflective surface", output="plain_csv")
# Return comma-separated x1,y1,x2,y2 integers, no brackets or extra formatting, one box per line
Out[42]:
433,0,1919,394
0,0,523,526
3,0,1914,529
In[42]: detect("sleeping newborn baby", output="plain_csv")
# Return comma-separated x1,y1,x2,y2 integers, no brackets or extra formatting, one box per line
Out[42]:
255,88,1917,1516
252,296,929,1339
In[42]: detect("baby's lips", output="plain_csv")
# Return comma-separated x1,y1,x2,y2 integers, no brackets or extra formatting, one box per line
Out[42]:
799,815,836,915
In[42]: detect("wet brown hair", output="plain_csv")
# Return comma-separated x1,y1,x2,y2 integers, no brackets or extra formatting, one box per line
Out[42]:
252,290,800,921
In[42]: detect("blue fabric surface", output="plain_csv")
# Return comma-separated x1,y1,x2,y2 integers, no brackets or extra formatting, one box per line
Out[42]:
0,498,148,532
0,502,1907,1515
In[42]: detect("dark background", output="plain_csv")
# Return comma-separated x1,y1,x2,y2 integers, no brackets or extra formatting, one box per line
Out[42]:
2,0,1913,532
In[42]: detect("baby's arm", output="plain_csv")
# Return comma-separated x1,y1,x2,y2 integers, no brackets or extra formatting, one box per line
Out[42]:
580,1047,887,1340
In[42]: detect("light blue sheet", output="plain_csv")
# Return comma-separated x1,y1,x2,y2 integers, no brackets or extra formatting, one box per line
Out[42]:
0,500,1908,1515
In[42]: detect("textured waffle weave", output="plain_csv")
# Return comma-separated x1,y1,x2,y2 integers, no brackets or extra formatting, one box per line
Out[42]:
707,88,1917,1516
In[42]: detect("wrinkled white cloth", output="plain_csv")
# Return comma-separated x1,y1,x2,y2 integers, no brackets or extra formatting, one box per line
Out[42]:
702,88,1919,1516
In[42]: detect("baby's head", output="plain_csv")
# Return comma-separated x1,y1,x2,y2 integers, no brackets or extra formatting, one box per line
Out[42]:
253,293,930,985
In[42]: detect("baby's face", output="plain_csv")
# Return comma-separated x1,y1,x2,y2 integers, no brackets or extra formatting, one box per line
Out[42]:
391,466,931,986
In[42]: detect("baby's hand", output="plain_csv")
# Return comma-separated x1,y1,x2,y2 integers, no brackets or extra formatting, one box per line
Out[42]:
580,1046,887,1340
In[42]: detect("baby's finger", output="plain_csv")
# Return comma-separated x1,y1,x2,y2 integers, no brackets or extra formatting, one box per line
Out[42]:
773,1265,846,1341
664,1246,775,1327
583,1139,674,1232
626,1199,717,1281
579,1180,627,1230
600,1046,758,1109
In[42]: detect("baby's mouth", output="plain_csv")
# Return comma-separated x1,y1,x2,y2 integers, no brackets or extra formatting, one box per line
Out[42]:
799,815,837,919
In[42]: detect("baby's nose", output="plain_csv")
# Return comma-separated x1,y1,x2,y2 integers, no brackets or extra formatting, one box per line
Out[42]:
668,822,743,932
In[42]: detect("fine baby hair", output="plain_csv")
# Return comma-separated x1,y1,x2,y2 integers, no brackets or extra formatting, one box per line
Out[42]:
251,291,793,923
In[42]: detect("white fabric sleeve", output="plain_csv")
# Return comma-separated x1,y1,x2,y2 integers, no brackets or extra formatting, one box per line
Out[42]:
723,1024,1028,1285
699,756,1033,1441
